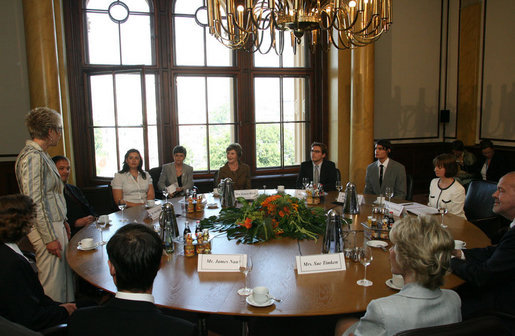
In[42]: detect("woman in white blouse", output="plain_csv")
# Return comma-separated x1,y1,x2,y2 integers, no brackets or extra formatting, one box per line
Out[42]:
111,149,155,207
428,153,466,218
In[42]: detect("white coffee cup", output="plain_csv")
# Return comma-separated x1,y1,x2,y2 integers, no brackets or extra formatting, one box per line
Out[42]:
392,274,404,288
376,196,385,205
213,188,219,196
277,185,285,193
454,240,466,249
99,215,110,223
146,199,156,207
79,238,94,249
252,286,270,304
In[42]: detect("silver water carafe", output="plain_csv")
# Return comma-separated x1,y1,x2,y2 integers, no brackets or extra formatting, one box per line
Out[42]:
218,178,236,208
322,209,344,254
159,203,179,253
343,182,360,214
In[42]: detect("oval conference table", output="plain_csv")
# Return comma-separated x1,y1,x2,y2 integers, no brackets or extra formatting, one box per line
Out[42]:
67,191,490,318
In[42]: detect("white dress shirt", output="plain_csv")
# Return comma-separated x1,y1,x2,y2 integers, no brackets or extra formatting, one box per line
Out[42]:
111,171,153,204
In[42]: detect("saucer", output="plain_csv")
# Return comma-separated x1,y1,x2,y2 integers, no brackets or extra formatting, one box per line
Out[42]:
367,240,388,248
207,203,218,209
77,242,99,251
246,294,274,308
385,278,402,291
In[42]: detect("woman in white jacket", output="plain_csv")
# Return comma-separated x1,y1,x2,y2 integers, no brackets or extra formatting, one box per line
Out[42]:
428,153,466,218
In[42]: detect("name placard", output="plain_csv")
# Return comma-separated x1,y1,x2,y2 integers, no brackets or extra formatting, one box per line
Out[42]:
295,253,346,274
234,189,259,200
336,193,364,204
147,206,161,221
197,254,245,272
385,201,404,217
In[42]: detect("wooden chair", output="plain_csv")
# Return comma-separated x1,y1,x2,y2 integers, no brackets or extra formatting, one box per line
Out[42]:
149,166,163,199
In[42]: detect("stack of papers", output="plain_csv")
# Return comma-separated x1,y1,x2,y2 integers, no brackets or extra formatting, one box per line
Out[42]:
402,203,439,216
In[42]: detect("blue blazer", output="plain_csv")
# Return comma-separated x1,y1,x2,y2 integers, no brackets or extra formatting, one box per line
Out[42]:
344,283,461,336
451,226,515,316
364,159,407,199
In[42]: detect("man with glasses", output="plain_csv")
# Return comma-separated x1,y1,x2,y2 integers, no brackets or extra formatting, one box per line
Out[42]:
296,142,337,191
364,139,407,199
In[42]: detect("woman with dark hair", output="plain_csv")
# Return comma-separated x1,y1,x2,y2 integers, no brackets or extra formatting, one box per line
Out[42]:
111,149,155,207
336,216,461,336
478,140,511,182
157,145,194,197
216,143,251,190
428,153,466,218
0,194,76,331
15,107,75,302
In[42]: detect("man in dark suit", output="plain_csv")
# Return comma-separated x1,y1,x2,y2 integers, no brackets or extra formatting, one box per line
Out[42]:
0,194,76,331
52,156,97,236
296,142,338,191
68,223,196,336
364,139,407,199
451,171,515,318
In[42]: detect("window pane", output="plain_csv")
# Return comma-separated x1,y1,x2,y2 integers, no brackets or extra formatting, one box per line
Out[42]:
254,33,306,68
284,122,306,166
115,73,143,126
207,77,234,123
87,13,120,64
148,125,158,168
283,37,306,68
283,77,306,122
206,33,232,66
86,0,111,10
255,78,280,122
120,14,152,65
174,0,204,14
146,74,157,124
209,125,234,171
177,77,206,124
94,127,117,177
179,125,207,171
256,123,281,168
118,127,144,168
174,17,204,66
123,0,150,12
91,75,115,126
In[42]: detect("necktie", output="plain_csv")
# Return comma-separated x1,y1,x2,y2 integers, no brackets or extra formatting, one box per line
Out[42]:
379,164,384,187
314,165,320,185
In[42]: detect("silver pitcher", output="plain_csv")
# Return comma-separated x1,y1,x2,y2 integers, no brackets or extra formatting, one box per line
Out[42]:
343,182,360,214
159,203,179,253
218,178,236,208
322,209,344,254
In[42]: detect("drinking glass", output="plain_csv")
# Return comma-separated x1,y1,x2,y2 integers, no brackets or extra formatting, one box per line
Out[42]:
263,185,267,195
302,177,310,190
438,202,448,228
335,180,343,192
95,217,106,245
385,186,394,203
162,188,169,203
357,245,373,287
118,199,127,222
238,255,253,296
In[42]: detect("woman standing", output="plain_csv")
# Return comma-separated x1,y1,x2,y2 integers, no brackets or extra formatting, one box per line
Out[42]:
157,145,194,197
428,153,466,218
216,143,251,190
111,149,155,207
15,107,75,302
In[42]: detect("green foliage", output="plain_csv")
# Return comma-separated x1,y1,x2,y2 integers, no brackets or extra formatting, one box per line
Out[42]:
200,193,328,244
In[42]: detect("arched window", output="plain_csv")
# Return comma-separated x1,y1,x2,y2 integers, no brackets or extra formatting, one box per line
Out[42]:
65,0,322,186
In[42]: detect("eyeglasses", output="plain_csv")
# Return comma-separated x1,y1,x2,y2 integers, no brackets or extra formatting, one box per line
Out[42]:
311,150,322,153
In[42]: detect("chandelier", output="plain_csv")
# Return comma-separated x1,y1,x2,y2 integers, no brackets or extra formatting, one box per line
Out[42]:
200,0,392,54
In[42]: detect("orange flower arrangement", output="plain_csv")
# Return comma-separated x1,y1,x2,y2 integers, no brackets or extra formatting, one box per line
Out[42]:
201,193,326,244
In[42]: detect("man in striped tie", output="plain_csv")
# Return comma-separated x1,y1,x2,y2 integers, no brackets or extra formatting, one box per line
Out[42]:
296,142,338,191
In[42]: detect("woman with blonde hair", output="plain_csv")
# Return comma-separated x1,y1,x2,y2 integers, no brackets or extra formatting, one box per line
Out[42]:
337,215,461,336
15,107,75,302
